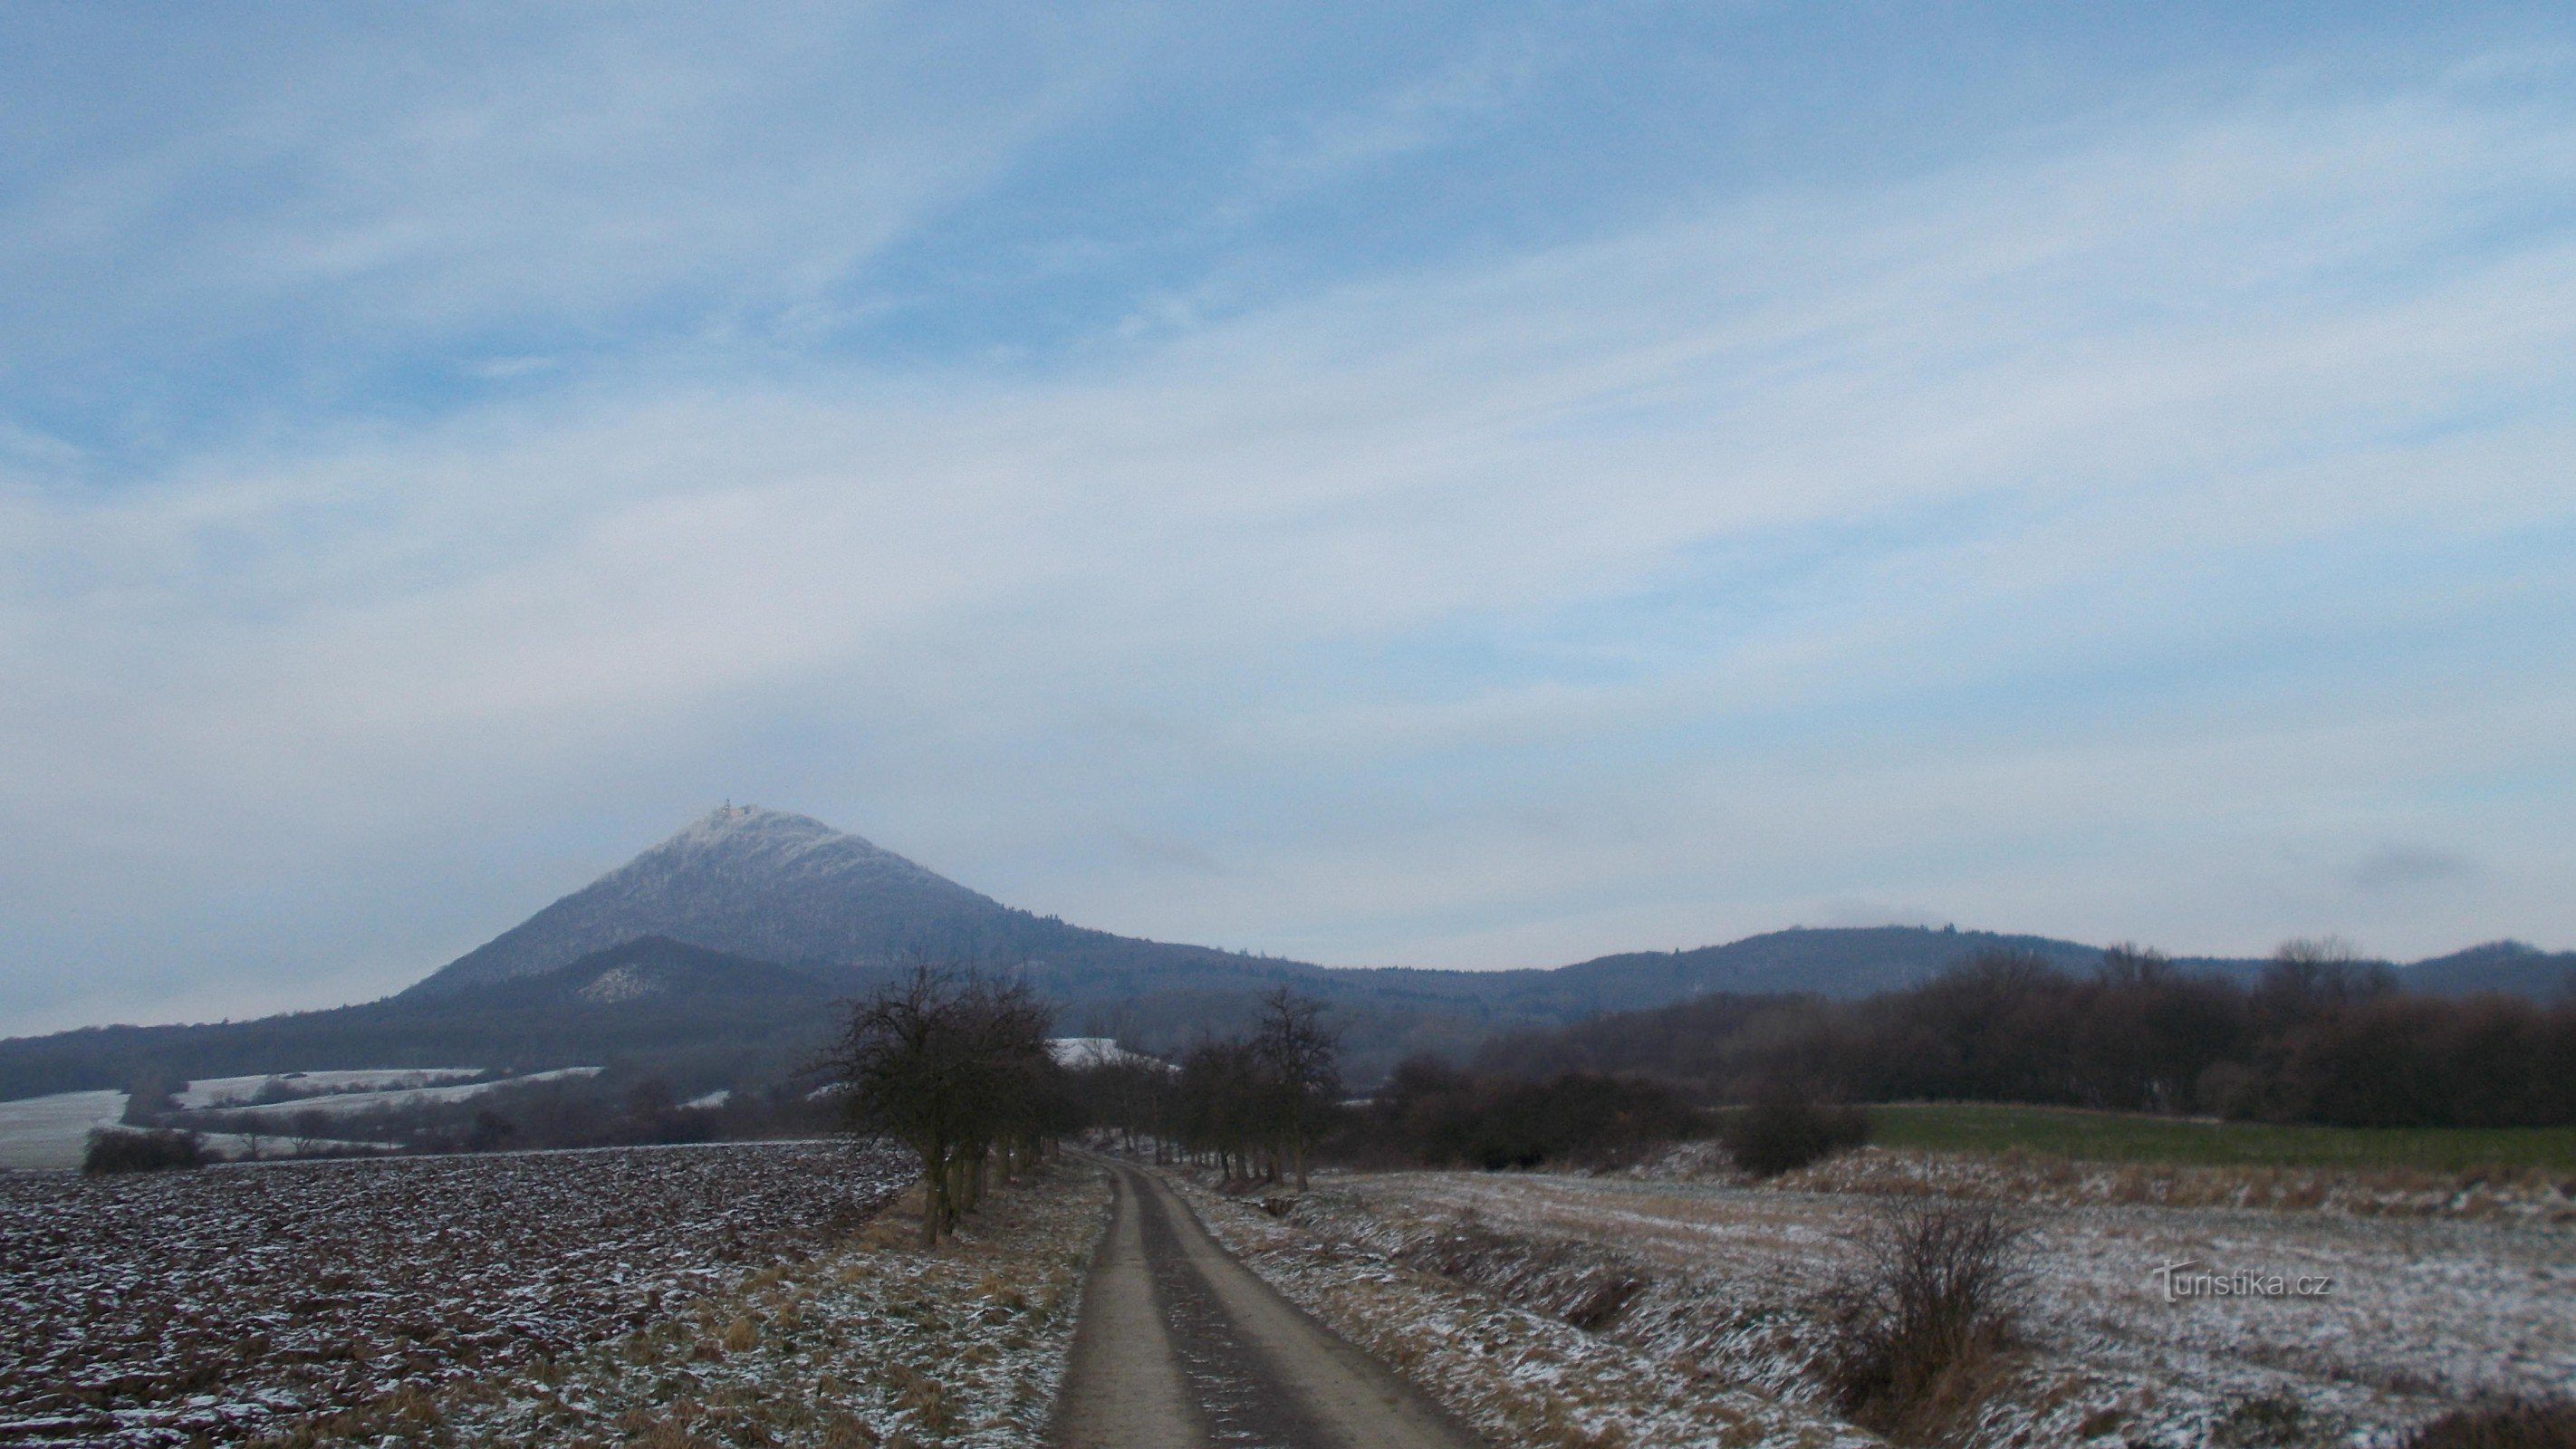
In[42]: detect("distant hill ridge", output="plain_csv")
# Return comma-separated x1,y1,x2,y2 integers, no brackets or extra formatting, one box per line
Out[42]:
1,804,2563,1099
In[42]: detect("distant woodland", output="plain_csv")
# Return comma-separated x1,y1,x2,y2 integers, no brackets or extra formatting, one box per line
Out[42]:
1472,941,2576,1129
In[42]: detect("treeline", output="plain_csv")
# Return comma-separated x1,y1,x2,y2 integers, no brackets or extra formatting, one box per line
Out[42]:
1069,990,1342,1188
1477,941,2576,1128
1069,1006,1726,1176
1335,1058,1706,1169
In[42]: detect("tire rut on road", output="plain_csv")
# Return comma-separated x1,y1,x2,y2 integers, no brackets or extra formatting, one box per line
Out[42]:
1053,1158,1482,1449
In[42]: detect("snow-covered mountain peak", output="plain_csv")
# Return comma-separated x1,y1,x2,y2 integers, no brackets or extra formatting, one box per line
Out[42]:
410,804,1010,994
652,802,861,855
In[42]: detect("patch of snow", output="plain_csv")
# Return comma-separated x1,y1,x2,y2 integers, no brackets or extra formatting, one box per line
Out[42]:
195,1133,393,1161
578,964,658,1003
0,1089,130,1170
681,1089,733,1110
1046,1038,1169,1071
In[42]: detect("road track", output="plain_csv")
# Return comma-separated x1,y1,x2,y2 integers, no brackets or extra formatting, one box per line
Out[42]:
1053,1157,1482,1449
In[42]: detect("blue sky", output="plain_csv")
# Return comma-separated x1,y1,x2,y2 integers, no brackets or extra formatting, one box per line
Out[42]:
4,2,2573,1032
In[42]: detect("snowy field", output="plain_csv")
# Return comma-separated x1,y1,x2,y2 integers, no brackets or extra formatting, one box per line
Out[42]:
174,1066,603,1121
1243,1166,2576,1448
174,1070,488,1109
0,1139,912,1445
0,1089,128,1170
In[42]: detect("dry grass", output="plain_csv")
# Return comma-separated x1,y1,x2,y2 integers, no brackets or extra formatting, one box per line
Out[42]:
412,1158,1108,1448
1816,1200,2030,1444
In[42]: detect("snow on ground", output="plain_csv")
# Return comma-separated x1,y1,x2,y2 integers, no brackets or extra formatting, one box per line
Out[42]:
175,1070,487,1109
0,1089,129,1170
177,1066,603,1122
0,1139,912,1445
191,1132,392,1161
1161,1164,1879,1449
426,1159,1109,1448
1298,1167,2576,1448
1644,1141,2576,1226
1045,1037,1168,1070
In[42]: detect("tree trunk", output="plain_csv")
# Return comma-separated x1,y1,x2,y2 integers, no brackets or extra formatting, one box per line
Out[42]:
920,1147,946,1248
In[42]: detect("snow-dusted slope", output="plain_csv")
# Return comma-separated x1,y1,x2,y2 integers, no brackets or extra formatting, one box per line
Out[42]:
409,805,1024,994
0,1090,129,1170
177,1070,485,1109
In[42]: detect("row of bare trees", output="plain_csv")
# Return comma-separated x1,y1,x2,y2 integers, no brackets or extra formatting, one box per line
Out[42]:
1065,989,1342,1189
1184,990,1341,1187
821,967,1071,1245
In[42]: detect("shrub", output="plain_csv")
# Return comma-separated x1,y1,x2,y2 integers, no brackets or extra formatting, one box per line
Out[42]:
2213,1392,2310,1447
1721,1086,1870,1177
82,1128,206,1176
1349,1062,1706,1169
2401,1398,2576,1449
1820,1201,2030,1443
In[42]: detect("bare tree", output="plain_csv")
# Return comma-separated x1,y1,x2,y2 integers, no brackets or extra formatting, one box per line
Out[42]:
1254,989,1340,1190
1177,1035,1264,1182
286,1109,332,1157
2261,936,2397,1018
820,965,1054,1247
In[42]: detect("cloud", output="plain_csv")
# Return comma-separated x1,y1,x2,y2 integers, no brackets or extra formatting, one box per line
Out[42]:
2347,845,2478,894
2,28,2574,1027
0,5,1149,456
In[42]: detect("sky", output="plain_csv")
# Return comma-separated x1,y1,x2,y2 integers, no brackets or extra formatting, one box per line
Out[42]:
4,2,2573,1032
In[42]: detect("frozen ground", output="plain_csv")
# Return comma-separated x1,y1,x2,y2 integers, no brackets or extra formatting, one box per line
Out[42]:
426,1159,1109,1448
1660,1141,2576,1227
0,1089,128,1170
1166,1165,1879,1449
1268,1167,2576,1448
0,1139,911,1445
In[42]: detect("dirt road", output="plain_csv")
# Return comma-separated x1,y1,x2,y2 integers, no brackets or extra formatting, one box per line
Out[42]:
1053,1158,1482,1449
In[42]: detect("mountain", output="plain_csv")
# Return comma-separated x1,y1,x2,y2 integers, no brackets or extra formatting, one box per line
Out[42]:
414,806,1024,993
1,803,2562,1100
472,935,841,1007
1535,926,2110,1003
2399,940,2576,999
0,936,849,1103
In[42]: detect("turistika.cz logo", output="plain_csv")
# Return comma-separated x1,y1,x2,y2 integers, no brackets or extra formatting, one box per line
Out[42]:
2149,1259,2334,1302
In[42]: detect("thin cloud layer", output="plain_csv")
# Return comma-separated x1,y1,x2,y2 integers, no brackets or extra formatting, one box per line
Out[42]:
2,5,2571,1031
